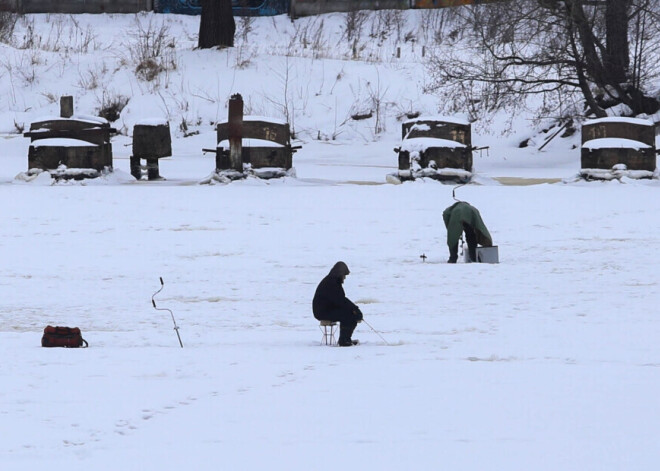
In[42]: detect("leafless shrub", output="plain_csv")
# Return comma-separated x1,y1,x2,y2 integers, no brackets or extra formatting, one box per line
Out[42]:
366,70,389,135
15,15,97,53
394,100,421,122
17,18,37,50
13,119,25,134
306,17,327,53
0,12,19,44
66,16,98,53
40,92,58,104
0,57,16,105
234,46,253,69
370,10,406,44
77,61,110,90
418,9,450,45
157,85,202,137
9,49,41,85
97,91,129,122
347,70,390,137
343,10,368,42
342,9,368,59
178,116,189,135
77,68,101,90
125,16,177,82
309,19,327,57
178,115,201,137
18,65,37,85
233,21,256,70
263,58,300,137
297,17,328,59
135,58,163,82
237,15,255,44
241,95,262,117
286,17,327,59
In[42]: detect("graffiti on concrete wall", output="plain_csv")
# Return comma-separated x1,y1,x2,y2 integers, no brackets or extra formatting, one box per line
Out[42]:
155,0,200,14
154,0,289,16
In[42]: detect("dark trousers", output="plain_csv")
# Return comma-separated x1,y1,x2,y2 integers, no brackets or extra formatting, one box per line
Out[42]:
314,309,357,341
464,224,477,262
448,224,478,263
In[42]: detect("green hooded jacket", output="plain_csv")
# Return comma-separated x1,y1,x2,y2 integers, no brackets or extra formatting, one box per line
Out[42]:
442,202,493,249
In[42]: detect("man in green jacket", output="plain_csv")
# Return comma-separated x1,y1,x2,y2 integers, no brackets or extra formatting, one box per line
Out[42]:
443,202,493,263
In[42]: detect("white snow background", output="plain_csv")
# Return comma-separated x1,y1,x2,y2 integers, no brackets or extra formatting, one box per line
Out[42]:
1,10,660,471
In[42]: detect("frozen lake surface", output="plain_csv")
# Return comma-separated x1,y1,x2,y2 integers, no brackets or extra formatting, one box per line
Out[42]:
2,162,660,469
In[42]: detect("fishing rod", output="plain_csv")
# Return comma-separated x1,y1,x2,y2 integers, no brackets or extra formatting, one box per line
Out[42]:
152,277,184,348
361,318,390,346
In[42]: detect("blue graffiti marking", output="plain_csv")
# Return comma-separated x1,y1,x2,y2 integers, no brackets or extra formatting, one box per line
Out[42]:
155,0,288,16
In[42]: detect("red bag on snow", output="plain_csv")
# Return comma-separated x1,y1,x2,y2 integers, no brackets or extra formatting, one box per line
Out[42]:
41,325,88,348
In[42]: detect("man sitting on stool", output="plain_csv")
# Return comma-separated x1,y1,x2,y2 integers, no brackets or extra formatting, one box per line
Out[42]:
313,261,362,346
443,201,493,263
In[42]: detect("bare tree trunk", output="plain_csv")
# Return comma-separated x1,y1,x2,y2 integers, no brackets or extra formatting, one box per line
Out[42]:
198,0,236,49
563,0,608,86
562,0,656,115
604,0,631,84
568,25,607,117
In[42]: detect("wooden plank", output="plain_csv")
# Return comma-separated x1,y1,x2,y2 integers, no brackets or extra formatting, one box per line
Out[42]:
217,120,291,146
243,147,290,169
581,147,656,171
25,128,111,146
582,121,656,147
402,119,471,146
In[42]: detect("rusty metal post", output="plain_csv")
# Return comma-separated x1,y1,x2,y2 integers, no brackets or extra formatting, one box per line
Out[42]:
60,96,74,118
228,94,244,172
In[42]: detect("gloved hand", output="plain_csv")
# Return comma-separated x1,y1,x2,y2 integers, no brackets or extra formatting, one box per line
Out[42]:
353,306,363,323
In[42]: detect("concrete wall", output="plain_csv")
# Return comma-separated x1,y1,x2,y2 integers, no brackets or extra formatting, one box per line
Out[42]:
290,0,411,17
0,0,153,14
290,0,504,16
0,0,500,16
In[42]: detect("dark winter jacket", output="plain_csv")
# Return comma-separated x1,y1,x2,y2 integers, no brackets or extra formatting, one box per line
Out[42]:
313,261,359,321
443,202,493,249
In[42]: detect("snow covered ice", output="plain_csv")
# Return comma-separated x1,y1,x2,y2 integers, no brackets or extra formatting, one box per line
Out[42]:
1,10,660,471
4,180,660,470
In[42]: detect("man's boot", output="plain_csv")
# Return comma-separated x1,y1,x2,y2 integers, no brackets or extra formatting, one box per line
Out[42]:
448,244,458,263
338,322,357,347
468,245,477,263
